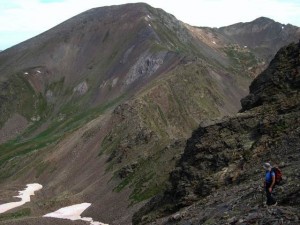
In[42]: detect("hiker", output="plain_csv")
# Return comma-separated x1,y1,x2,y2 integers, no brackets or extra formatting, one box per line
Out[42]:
263,162,277,206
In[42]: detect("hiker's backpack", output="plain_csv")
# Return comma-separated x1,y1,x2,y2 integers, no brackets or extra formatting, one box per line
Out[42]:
271,167,283,185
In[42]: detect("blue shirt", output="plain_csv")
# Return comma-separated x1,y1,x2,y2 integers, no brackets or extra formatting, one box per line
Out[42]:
265,171,275,183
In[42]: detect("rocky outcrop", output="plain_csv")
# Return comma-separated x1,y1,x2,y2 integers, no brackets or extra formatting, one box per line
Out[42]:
133,41,300,225
73,81,88,95
241,42,300,111
125,51,166,86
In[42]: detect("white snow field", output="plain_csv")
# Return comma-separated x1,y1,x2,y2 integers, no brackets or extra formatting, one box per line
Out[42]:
0,184,107,224
0,183,43,214
43,203,108,225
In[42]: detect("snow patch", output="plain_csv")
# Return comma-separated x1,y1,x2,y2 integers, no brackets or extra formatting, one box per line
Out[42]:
282,26,284,29
212,41,216,44
145,15,152,22
44,203,108,225
148,23,151,27
24,72,29,75
244,45,248,48
36,70,41,73
0,183,43,214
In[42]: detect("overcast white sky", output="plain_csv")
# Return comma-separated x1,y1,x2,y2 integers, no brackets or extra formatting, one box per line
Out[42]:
1,0,300,50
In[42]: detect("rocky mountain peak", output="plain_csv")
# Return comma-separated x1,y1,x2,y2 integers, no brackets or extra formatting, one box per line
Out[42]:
252,16,275,25
217,17,300,61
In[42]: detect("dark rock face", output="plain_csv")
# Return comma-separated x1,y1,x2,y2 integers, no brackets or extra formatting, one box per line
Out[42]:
133,42,300,225
241,41,300,111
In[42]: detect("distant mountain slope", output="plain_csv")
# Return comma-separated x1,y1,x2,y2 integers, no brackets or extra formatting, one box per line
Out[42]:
219,17,300,58
187,17,300,76
133,41,300,225
0,3,300,225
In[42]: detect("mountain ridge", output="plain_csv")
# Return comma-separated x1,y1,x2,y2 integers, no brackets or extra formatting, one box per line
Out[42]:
133,41,300,225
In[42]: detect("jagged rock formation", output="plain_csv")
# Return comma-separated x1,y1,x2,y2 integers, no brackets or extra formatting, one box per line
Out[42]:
133,42,300,225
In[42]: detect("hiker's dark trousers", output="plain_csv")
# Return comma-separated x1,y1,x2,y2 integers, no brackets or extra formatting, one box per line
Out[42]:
265,183,276,205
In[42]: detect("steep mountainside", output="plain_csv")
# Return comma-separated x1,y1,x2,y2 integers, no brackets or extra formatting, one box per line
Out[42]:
0,3,300,225
134,42,300,225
